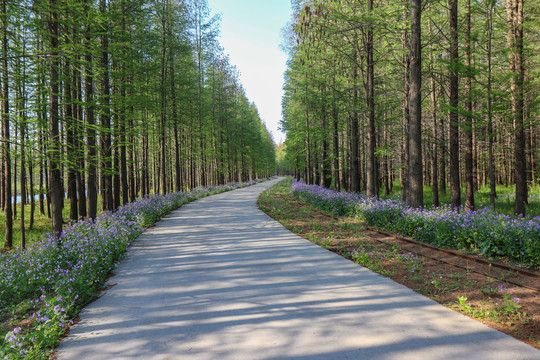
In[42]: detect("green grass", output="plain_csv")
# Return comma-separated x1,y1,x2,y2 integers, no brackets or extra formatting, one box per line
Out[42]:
0,199,104,250
0,203,59,250
381,183,540,217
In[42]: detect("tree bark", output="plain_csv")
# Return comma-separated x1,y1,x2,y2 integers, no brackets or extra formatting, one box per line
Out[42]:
28,146,35,231
170,42,181,192
100,0,113,211
305,76,312,184
120,0,129,205
408,0,423,208
1,0,12,248
350,47,361,192
48,0,64,237
19,95,26,250
365,0,377,198
507,0,527,216
321,86,331,188
332,84,340,191
160,1,168,194
74,52,87,219
65,59,78,220
464,0,474,211
429,11,439,207
448,0,461,209
85,0,97,219
401,6,410,202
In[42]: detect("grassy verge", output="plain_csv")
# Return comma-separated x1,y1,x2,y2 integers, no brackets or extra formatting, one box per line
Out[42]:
258,178,539,350
0,203,75,250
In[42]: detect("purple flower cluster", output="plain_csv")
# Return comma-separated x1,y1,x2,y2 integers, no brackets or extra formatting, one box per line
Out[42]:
290,180,540,268
291,179,365,216
4,327,26,355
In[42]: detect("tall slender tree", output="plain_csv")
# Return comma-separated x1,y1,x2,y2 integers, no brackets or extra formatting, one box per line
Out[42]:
507,0,527,215
448,0,461,209
85,0,98,219
365,0,377,198
1,0,13,248
48,0,63,237
99,0,113,211
408,0,423,208
464,0,475,211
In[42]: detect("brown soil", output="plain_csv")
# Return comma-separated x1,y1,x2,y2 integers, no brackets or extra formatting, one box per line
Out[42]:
259,193,540,350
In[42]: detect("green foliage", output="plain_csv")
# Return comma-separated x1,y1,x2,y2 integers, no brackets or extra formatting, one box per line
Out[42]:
454,285,527,323
276,143,294,175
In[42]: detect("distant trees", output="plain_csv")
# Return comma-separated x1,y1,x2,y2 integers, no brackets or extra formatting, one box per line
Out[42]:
0,0,275,248
282,0,539,214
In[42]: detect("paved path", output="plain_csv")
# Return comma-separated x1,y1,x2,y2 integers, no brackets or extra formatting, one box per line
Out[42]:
57,178,539,360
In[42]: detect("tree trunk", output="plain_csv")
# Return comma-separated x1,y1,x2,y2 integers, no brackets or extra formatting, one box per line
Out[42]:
28,147,35,231
20,97,26,250
321,86,331,188
38,128,45,216
350,47,360,192
119,1,129,205
85,0,97,219
464,0,474,211
448,0,461,209
408,0,423,208
100,0,114,211
65,59,78,220
196,6,206,187
429,11,440,207
48,0,64,237
128,109,136,201
507,0,527,216
305,77,312,184
439,85,447,195
1,0,12,248
332,90,340,191
366,0,377,198
401,8,410,203
160,3,168,194
12,125,16,220
74,52,87,219
100,0,113,211
113,148,120,209
170,47,181,192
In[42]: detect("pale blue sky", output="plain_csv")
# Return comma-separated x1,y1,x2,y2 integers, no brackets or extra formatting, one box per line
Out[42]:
206,0,292,144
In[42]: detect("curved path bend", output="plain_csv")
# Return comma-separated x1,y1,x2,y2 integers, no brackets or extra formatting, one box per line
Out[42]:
57,178,539,360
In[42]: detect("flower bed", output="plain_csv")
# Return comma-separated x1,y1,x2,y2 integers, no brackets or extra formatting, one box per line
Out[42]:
291,180,364,217
291,180,540,268
0,181,257,359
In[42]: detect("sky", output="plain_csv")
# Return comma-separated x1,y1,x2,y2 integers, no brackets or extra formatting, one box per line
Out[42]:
206,0,292,145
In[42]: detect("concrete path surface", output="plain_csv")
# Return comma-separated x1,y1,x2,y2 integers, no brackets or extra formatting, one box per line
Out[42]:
57,178,539,360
